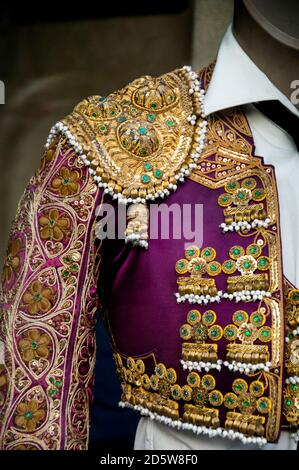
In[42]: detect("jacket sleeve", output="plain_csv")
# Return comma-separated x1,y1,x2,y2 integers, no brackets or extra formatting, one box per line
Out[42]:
0,130,103,450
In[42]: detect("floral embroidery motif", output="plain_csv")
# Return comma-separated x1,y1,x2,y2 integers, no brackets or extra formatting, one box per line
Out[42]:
18,329,51,363
223,308,271,371
38,208,70,242
284,383,299,425
222,243,271,302
14,399,46,432
50,167,80,196
180,309,222,364
175,245,222,304
218,177,270,233
0,366,7,408
22,280,54,315
1,237,22,285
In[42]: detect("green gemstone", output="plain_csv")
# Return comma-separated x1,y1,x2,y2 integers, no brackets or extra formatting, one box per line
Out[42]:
147,113,156,122
285,399,292,407
99,125,106,132
292,385,299,391
150,103,157,109
222,196,229,202
178,262,185,269
259,258,267,266
187,249,195,256
227,397,234,404
167,119,174,127
262,330,269,337
31,341,39,350
244,261,251,269
25,411,33,419
138,127,148,135
210,329,218,337
210,264,217,271
233,248,240,255
259,401,267,409
189,376,196,384
33,293,42,301
144,162,152,171
181,328,188,337
253,315,261,323
227,330,234,337
255,190,262,197
250,247,258,254
236,314,244,321
71,264,78,272
92,112,98,119
98,96,106,102
110,110,116,116
243,400,250,407
117,115,127,123
154,169,163,179
63,270,69,278
235,384,242,391
141,174,150,184
195,264,202,271
204,250,211,257
56,380,62,387
228,183,236,189
225,261,233,269
49,389,57,397
245,330,252,337
238,193,245,199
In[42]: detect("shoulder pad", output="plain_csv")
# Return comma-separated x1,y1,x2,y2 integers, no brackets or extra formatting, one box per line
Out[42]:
62,66,205,204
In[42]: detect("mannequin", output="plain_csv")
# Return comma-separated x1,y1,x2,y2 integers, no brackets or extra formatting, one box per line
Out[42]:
233,0,299,109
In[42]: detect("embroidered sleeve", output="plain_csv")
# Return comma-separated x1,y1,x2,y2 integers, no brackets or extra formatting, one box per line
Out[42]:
0,135,103,449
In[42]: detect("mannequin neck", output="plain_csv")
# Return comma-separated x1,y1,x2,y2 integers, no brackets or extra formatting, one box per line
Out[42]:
232,0,299,109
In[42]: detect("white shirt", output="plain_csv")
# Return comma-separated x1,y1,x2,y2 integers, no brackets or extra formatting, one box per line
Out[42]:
134,25,299,451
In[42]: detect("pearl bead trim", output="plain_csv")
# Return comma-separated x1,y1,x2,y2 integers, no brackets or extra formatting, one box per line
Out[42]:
175,292,223,305
45,65,208,208
124,234,149,250
220,218,271,233
119,400,268,446
181,359,223,373
223,360,272,374
181,359,272,374
222,290,272,302
285,375,299,385
175,290,272,305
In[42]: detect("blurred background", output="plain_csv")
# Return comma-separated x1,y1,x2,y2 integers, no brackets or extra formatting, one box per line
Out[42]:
0,0,234,449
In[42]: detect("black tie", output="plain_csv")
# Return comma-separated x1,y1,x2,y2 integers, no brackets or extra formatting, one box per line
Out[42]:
253,100,299,150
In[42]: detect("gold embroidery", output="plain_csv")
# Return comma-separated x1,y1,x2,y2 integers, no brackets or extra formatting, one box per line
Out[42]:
180,309,221,362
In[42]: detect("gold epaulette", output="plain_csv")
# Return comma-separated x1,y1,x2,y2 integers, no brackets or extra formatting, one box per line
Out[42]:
46,66,207,247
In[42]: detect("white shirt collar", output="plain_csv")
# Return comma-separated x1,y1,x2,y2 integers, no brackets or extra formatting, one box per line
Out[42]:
203,24,299,118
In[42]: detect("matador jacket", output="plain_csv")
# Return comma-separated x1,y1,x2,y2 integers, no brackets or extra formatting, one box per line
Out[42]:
0,64,298,450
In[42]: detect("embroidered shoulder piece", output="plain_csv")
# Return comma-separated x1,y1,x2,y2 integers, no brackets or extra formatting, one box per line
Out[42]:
46,66,208,248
